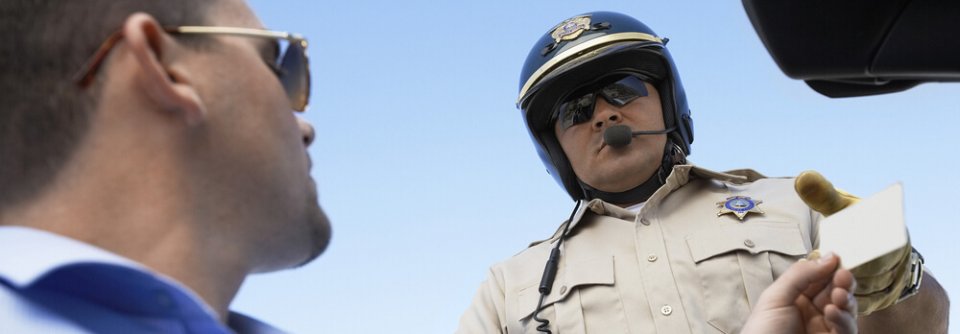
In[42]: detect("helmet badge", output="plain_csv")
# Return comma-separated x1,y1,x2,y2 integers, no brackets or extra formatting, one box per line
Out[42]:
551,16,592,43
541,15,610,56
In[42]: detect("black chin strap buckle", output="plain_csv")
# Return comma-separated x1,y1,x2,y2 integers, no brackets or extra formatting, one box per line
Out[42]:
658,142,686,183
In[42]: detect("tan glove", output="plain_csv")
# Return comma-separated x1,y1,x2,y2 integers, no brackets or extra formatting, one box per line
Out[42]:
795,171,913,315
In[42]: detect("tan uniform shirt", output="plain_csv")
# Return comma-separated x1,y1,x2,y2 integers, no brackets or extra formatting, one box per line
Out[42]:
457,165,822,334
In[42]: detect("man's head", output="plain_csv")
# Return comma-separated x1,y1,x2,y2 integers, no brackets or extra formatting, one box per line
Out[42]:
554,79,667,193
517,11,694,204
0,0,216,209
0,0,330,271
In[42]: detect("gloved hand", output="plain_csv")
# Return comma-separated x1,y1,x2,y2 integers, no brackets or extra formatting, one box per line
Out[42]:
795,170,913,315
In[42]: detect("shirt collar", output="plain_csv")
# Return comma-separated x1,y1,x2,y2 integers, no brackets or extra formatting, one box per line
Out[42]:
0,226,141,287
0,226,214,316
638,164,764,216
0,226,285,333
534,164,768,244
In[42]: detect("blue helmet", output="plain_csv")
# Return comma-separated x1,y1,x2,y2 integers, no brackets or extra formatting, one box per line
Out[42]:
517,11,694,201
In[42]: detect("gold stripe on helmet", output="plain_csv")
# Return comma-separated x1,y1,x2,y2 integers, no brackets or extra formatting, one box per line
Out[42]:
517,32,663,107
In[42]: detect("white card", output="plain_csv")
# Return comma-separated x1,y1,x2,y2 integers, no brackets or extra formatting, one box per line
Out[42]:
818,183,909,269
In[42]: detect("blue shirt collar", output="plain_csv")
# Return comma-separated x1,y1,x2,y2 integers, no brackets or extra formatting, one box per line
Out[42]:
0,226,285,334
0,226,142,287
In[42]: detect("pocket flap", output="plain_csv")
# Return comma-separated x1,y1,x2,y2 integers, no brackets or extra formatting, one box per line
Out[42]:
686,223,808,263
516,256,615,321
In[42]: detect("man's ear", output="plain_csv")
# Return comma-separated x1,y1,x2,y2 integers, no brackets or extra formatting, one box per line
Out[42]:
121,13,206,125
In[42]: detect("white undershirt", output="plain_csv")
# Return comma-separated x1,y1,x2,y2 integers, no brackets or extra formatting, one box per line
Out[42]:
625,201,646,213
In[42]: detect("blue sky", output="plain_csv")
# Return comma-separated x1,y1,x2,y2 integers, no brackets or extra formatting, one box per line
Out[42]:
235,1,959,332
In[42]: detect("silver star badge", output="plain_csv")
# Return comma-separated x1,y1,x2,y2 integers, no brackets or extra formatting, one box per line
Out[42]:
717,196,764,221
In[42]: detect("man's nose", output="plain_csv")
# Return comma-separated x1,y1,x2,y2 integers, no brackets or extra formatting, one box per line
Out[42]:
297,116,315,147
592,99,623,130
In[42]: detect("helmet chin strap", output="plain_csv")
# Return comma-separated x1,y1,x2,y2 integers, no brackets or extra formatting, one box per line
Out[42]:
578,140,686,205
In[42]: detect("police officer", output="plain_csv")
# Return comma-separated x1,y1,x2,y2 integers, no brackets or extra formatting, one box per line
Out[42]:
457,11,946,334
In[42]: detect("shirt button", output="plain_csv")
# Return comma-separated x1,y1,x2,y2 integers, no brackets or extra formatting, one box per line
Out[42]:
660,305,673,316
744,239,756,248
640,218,651,226
647,254,658,262
559,286,567,295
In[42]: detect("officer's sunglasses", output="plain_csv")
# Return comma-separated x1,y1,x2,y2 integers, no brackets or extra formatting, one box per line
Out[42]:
74,26,311,112
554,75,649,129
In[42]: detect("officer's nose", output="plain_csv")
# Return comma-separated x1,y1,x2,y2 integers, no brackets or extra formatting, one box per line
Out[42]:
297,116,315,147
592,98,622,130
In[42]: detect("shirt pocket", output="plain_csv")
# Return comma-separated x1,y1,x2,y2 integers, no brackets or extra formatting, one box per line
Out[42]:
685,222,809,334
512,256,621,334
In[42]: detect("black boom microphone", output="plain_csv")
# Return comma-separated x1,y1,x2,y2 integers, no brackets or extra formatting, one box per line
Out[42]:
602,124,675,148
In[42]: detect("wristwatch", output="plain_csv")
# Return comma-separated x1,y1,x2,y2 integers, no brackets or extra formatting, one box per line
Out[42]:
897,248,924,302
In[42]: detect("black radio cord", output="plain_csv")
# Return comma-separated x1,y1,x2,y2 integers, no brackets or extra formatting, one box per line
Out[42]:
533,200,583,334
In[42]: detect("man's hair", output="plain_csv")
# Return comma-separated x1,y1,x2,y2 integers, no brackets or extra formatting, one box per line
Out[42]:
0,0,218,210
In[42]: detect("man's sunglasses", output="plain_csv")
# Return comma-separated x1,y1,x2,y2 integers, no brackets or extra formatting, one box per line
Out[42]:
554,75,649,129
74,26,311,112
